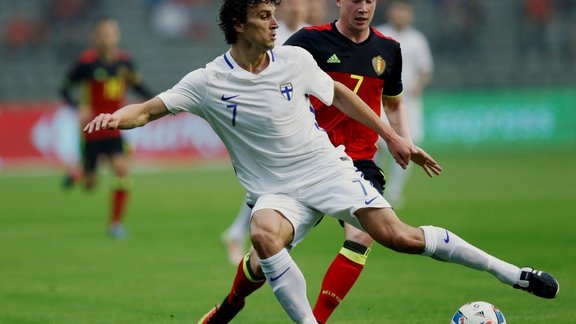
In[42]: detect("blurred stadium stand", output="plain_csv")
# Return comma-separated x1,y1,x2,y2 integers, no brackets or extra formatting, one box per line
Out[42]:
0,0,227,101
1,0,575,101
0,0,574,169
410,0,576,89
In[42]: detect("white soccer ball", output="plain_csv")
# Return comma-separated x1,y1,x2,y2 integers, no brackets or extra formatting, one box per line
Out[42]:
450,301,506,324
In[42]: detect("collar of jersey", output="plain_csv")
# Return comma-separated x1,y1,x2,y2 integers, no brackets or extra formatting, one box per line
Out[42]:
331,21,373,47
222,49,276,78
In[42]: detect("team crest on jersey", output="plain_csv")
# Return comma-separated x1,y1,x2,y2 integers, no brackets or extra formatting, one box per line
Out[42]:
372,55,386,76
279,82,294,101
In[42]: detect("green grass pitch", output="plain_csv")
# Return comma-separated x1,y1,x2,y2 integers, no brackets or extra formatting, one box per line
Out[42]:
1,150,575,323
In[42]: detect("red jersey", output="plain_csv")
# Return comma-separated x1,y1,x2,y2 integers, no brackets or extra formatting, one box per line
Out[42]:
285,22,403,160
62,49,143,140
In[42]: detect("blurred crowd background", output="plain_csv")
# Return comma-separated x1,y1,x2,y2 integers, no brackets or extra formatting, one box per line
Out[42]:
0,0,575,169
1,0,575,100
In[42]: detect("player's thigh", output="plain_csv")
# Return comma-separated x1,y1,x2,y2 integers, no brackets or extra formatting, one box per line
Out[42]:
250,208,294,257
252,194,323,250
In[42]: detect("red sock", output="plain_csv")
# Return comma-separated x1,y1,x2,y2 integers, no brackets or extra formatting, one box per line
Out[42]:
111,189,128,224
227,255,266,306
313,252,365,323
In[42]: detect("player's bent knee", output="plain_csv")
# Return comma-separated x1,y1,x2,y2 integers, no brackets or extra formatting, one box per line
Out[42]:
249,227,271,247
249,227,285,258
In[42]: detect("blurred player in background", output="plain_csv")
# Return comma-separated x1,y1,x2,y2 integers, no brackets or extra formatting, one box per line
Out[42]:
375,0,433,207
59,16,154,239
307,0,329,25
220,0,310,265
275,0,309,44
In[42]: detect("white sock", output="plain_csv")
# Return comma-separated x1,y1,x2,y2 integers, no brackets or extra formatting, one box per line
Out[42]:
260,249,316,324
420,225,520,285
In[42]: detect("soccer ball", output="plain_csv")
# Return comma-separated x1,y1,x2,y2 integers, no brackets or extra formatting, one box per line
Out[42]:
450,301,506,324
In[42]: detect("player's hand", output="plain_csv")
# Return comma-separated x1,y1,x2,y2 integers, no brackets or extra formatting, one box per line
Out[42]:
386,136,412,169
410,145,443,177
83,113,119,133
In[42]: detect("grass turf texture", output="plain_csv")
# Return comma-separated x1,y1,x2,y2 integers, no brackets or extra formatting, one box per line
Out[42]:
1,151,575,323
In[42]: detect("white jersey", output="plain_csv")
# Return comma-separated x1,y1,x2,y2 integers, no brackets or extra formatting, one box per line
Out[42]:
376,23,433,142
158,46,343,202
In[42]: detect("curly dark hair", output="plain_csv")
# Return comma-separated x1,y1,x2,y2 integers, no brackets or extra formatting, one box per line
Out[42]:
218,0,282,44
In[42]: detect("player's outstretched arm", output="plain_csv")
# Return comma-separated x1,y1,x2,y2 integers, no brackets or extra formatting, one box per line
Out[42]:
84,97,169,133
332,81,412,169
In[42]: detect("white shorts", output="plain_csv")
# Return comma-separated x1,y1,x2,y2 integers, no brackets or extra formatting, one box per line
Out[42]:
251,155,391,249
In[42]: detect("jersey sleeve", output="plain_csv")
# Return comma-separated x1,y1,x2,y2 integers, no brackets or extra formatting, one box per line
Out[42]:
157,69,207,116
293,46,334,106
382,44,404,98
123,59,142,85
121,58,154,99
284,27,309,48
66,59,88,83
59,60,87,108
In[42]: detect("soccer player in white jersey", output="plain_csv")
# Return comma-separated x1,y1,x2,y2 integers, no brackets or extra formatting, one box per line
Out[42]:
220,0,311,266
376,0,434,207
84,1,559,323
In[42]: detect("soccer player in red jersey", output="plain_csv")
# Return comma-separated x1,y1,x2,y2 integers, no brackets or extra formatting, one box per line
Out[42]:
284,1,409,321
59,17,153,238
